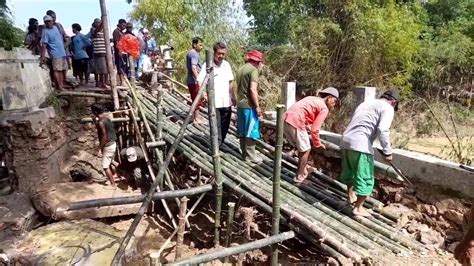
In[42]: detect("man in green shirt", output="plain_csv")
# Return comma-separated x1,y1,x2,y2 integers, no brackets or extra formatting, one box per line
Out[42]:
236,50,264,163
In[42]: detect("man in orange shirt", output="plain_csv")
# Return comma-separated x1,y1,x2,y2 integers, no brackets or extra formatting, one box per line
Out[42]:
284,87,339,182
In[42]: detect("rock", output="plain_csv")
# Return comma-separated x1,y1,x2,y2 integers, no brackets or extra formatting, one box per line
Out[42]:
444,209,465,226
76,136,88,143
400,194,418,208
445,229,463,242
417,204,438,217
394,192,402,203
434,199,465,214
406,222,430,234
418,229,444,248
447,242,460,253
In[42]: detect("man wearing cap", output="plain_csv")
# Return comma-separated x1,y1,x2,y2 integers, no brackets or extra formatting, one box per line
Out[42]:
236,50,264,163
197,42,236,147
284,87,339,183
119,146,147,190
40,15,68,91
186,37,204,123
340,89,400,216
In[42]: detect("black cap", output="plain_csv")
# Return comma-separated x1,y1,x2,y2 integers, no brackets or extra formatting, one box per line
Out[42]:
381,89,400,111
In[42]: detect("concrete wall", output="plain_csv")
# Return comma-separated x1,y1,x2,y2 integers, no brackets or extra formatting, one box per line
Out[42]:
0,48,51,111
320,130,474,198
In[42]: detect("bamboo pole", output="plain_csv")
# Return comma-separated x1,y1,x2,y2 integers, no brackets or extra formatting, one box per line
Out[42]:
111,72,209,265
169,231,295,266
98,0,119,109
57,91,113,99
271,104,285,266
205,50,224,247
224,202,236,249
66,184,212,211
128,105,178,229
175,197,188,260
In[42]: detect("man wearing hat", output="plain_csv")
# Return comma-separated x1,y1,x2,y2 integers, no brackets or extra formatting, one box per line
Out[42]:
40,14,68,91
284,87,339,183
119,146,147,190
340,89,400,217
236,50,264,163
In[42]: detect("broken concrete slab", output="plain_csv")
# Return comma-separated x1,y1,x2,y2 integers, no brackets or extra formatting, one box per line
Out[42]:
32,182,154,220
0,192,38,254
3,219,136,264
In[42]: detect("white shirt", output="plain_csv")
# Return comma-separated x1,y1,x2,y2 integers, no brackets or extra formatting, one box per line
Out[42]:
197,60,234,108
340,99,394,155
141,55,153,74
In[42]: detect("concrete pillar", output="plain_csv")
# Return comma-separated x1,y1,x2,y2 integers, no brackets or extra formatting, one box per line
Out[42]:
352,86,377,107
281,82,296,110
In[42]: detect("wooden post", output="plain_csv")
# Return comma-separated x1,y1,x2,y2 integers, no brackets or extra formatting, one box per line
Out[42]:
224,202,236,263
98,0,119,110
271,104,285,266
205,49,224,248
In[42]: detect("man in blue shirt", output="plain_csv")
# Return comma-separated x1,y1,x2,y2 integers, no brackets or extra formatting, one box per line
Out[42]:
70,23,91,85
40,15,67,91
186,37,203,123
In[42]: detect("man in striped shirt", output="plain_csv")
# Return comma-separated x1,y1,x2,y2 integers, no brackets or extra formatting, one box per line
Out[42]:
91,18,108,88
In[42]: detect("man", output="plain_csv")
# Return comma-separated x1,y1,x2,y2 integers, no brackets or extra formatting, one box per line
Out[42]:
118,146,147,191
40,15,68,91
340,89,400,216
139,49,156,86
454,203,474,265
284,87,339,183
236,50,264,163
197,42,236,147
186,37,204,123
91,103,118,186
70,23,91,85
113,19,127,85
91,18,108,88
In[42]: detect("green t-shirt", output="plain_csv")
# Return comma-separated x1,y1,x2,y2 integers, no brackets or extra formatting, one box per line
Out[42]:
236,63,259,108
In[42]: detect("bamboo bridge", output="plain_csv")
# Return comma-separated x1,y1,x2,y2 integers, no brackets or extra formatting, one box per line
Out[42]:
114,76,428,264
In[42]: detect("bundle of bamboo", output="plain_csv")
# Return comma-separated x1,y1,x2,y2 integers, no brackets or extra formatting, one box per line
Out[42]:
128,89,427,263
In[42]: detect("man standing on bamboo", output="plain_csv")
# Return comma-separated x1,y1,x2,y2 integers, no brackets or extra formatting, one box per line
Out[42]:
197,42,236,147
236,50,264,163
340,89,400,216
284,87,339,183
186,37,204,123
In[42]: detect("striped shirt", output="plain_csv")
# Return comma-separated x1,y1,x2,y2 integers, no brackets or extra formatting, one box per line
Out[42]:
92,31,107,56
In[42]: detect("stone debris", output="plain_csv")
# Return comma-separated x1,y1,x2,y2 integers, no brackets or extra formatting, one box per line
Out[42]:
0,193,38,244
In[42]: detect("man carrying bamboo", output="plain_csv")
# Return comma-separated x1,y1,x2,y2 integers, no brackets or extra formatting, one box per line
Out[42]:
197,42,236,147
284,87,339,183
236,50,264,163
340,89,399,216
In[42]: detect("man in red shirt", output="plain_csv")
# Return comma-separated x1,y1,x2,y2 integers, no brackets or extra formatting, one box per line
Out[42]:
284,87,339,182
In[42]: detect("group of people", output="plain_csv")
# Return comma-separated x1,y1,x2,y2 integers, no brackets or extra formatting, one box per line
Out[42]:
24,10,158,90
184,37,400,217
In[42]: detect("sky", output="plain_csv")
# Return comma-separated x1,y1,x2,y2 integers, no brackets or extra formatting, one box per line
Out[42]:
8,0,134,36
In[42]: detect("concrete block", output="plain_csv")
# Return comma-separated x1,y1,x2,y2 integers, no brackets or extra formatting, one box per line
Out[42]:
281,82,296,110
352,86,376,107
0,48,52,111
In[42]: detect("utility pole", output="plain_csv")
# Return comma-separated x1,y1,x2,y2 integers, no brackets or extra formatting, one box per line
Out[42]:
99,0,119,110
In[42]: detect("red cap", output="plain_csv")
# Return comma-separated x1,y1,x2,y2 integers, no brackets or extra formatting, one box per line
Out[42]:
245,50,263,62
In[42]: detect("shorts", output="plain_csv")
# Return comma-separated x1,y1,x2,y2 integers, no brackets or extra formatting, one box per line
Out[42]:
284,122,311,152
72,58,88,76
187,83,202,113
236,107,260,140
102,142,117,169
114,53,127,75
339,149,375,196
94,56,108,74
52,57,68,71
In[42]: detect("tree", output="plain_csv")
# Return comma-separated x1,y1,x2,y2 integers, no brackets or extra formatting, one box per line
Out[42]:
0,0,23,50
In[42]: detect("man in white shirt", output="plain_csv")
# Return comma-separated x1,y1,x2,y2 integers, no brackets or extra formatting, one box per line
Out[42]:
198,42,236,147
340,89,399,217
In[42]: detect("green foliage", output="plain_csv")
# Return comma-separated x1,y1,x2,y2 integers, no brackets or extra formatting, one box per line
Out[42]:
0,0,23,50
128,0,248,81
